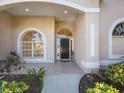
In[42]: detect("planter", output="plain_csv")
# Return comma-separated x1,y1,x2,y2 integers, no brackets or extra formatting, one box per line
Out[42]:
79,73,103,93
79,71,124,93
26,76,42,93
0,74,42,93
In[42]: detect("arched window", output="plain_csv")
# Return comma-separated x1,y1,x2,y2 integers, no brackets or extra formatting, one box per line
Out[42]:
57,29,72,37
109,19,124,59
20,30,45,59
113,22,124,36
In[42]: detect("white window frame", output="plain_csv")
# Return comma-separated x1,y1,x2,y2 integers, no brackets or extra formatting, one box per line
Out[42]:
21,41,44,58
17,28,46,63
109,18,124,59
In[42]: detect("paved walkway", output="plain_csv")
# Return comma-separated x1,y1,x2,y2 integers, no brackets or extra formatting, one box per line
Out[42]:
42,74,82,93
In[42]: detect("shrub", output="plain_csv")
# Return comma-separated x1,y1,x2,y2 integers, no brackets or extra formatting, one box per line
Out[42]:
27,67,46,91
0,51,25,73
105,63,124,86
86,82,119,93
0,81,29,93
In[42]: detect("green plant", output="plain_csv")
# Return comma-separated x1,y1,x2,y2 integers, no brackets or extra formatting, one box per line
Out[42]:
0,51,25,74
86,82,119,93
0,81,29,93
0,76,4,81
27,67,46,91
7,51,20,65
105,63,124,86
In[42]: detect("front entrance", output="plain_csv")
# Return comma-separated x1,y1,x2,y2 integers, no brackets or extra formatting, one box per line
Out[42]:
56,37,72,61
60,38,70,59
56,28,73,61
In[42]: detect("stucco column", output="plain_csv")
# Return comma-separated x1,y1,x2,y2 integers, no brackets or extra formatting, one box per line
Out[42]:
82,12,99,73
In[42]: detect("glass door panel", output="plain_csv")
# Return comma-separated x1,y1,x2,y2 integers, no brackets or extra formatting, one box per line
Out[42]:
60,38,70,59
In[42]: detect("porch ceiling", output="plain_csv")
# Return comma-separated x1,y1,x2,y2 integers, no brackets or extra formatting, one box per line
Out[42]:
5,3,80,22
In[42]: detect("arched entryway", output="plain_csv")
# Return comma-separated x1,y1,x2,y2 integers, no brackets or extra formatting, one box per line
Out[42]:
0,0,100,71
0,0,99,13
56,28,73,61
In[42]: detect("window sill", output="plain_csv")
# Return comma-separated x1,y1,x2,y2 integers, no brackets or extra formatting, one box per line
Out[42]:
23,58,46,63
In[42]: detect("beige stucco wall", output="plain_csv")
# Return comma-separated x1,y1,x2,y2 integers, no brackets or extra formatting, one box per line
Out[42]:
55,21,74,35
85,13,99,62
112,37,124,55
66,0,99,8
100,0,124,60
74,14,85,65
0,12,55,62
12,16,55,63
0,12,12,60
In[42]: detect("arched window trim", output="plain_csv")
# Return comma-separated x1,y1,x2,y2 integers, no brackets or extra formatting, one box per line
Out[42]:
17,28,46,62
57,28,73,38
112,22,124,37
109,18,124,59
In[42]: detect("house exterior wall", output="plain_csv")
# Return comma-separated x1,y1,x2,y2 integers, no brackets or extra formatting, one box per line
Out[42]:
55,21,74,35
112,37,124,55
85,13,99,62
0,13,55,63
65,0,99,8
74,13,99,72
12,16,55,63
100,0,124,61
74,14,85,66
0,12,12,60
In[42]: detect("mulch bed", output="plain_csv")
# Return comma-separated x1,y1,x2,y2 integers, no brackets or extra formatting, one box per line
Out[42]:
0,74,41,93
79,69,124,93
79,73,103,93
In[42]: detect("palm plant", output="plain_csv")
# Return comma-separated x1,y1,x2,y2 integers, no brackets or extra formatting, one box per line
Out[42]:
27,67,46,91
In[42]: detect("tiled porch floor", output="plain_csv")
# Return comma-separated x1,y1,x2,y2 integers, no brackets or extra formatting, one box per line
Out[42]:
16,61,85,74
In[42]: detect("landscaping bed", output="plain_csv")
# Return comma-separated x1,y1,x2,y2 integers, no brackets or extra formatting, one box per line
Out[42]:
0,74,41,93
79,63,124,93
0,52,46,93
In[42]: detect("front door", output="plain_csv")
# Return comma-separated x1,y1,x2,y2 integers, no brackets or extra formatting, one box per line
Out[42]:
60,38,70,59
56,37,72,61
